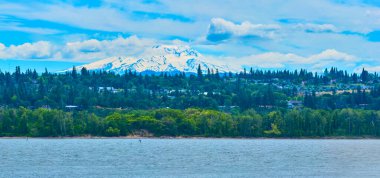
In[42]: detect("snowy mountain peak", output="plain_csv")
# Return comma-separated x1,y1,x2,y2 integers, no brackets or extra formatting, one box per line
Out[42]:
148,45,200,58
68,45,236,74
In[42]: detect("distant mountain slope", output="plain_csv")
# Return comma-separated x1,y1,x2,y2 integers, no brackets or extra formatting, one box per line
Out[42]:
67,45,237,74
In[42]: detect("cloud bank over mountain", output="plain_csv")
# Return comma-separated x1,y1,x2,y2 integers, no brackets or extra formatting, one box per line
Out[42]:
0,0,380,72
206,18,280,42
0,35,366,73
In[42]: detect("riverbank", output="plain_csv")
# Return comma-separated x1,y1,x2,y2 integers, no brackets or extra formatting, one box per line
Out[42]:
1,135,379,139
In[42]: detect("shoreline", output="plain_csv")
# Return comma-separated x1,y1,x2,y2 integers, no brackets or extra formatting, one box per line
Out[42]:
1,136,379,140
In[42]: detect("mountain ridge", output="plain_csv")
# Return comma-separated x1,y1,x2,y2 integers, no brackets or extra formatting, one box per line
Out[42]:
67,45,237,74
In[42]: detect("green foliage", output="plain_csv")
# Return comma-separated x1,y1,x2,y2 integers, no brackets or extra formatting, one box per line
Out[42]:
1,66,380,137
1,107,380,138
264,123,281,136
2,66,379,112
105,127,120,137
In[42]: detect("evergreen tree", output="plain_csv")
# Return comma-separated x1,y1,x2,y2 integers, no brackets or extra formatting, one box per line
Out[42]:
197,64,203,79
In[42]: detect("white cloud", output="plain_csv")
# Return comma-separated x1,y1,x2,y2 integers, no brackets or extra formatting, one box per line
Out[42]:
0,33,363,72
0,2,204,39
106,0,380,34
206,18,280,42
0,43,5,50
0,25,62,35
1,0,380,63
0,20,62,34
0,41,54,59
58,35,156,61
0,36,162,61
0,36,370,72
307,49,355,62
295,23,338,33
208,49,358,72
354,65,380,73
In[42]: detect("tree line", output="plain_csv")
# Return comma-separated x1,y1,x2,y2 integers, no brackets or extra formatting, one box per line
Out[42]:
1,66,380,137
0,66,380,111
1,107,380,137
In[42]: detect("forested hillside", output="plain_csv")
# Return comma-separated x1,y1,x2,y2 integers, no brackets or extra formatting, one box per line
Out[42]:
1,66,380,110
1,66,380,137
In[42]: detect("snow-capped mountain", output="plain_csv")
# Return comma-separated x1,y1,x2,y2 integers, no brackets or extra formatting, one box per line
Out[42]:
67,45,237,74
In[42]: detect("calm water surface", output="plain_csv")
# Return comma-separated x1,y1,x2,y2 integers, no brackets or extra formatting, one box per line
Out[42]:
1,138,380,177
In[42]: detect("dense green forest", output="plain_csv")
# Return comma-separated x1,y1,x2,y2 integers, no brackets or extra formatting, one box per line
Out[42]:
2,107,380,137
1,66,380,137
1,66,380,110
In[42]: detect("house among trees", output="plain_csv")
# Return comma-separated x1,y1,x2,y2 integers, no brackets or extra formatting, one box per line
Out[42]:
65,105,79,111
41,105,51,110
287,100,303,109
89,87,124,93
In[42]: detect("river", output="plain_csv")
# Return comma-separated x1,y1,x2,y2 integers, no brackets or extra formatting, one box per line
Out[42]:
1,138,380,177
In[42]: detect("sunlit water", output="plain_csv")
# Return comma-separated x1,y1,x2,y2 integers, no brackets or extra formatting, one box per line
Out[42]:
1,138,380,177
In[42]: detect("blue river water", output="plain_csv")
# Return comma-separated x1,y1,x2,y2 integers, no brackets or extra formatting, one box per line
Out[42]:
1,138,380,177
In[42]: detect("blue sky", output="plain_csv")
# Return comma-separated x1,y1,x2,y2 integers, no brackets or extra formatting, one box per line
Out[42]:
1,0,380,72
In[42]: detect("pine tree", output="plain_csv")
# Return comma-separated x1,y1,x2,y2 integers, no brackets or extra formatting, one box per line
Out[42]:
81,67,88,76
72,66,77,79
361,68,369,83
14,66,21,82
197,64,203,79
